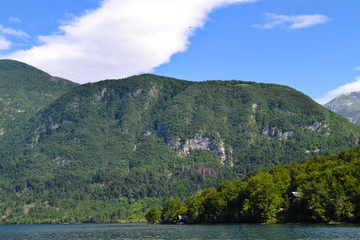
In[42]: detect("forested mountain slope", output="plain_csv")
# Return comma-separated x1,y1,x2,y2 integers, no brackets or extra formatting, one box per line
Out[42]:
0,66,359,223
0,60,78,140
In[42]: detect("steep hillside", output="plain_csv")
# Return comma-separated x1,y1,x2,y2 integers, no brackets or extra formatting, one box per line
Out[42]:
0,73,360,223
0,59,78,139
324,91,360,126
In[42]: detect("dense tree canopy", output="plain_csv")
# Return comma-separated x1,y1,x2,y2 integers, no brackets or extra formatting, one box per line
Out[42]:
160,147,360,224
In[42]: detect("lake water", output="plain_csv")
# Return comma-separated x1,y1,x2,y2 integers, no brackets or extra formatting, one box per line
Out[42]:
1,223,360,240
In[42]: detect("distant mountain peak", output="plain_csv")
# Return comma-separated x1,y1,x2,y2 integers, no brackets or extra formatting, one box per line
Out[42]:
324,91,360,125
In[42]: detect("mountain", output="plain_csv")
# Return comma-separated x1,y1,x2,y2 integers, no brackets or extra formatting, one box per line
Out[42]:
0,59,78,139
324,91,360,126
0,67,360,223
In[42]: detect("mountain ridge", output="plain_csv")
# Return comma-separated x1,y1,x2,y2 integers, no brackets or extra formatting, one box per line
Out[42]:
0,61,360,223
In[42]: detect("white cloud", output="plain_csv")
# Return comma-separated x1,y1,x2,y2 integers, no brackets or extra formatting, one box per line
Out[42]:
316,76,360,105
0,24,29,38
254,13,331,30
8,17,21,24
2,0,257,83
0,24,30,52
0,37,11,51
356,67,360,71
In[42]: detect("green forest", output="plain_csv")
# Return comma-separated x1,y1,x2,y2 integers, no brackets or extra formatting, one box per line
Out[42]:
156,147,360,224
1,60,360,224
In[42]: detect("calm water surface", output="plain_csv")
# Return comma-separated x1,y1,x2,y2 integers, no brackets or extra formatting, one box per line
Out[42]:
1,223,360,240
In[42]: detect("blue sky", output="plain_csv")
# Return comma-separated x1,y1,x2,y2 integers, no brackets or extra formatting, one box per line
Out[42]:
0,0,359,104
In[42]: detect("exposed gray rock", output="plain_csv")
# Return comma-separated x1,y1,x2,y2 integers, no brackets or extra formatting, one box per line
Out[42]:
129,88,142,97
70,102,79,108
263,127,293,140
166,138,181,149
251,103,258,112
54,157,69,166
149,85,159,97
217,138,227,164
180,135,214,155
101,88,107,97
166,134,230,165
306,122,329,132
277,131,293,140
143,130,153,136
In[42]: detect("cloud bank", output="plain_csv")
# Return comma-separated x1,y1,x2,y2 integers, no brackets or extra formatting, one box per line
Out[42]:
316,76,360,105
2,0,257,83
254,13,331,30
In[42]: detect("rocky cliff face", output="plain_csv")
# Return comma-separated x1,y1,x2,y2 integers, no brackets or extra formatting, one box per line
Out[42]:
166,134,229,165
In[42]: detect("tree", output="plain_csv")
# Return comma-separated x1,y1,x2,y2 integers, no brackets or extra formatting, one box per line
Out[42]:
161,197,182,224
145,207,160,223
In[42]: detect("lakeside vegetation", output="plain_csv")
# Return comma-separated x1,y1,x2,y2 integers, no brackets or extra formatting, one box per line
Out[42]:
156,147,360,224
